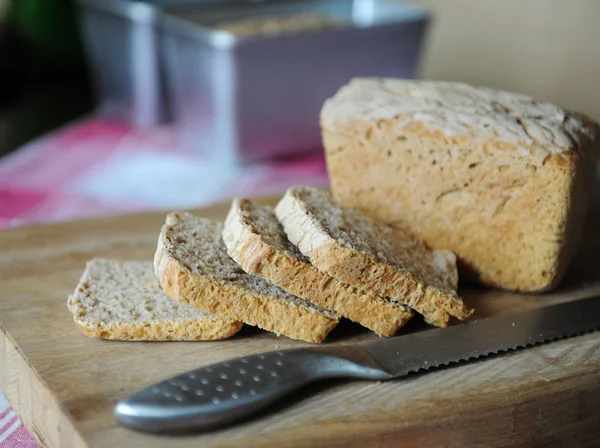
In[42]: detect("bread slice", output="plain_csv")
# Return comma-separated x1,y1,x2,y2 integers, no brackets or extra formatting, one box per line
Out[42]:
275,186,473,327
67,259,243,341
154,212,340,343
223,198,414,336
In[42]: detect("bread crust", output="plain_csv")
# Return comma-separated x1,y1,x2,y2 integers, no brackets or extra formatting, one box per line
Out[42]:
70,317,243,341
275,187,472,327
222,198,414,336
154,213,339,343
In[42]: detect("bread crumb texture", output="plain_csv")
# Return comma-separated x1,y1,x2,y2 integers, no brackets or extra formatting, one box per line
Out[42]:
67,259,243,341
275,186,472,327
321,78,600,292
223,198,414,336
154,212,339,343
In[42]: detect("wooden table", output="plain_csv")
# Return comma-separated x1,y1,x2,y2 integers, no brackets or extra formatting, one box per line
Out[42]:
1,190,599,447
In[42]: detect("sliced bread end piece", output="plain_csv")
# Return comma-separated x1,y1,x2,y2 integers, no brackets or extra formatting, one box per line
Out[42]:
67,259,243,341
223,198,413,336
275,186,473,327
154,212,339,343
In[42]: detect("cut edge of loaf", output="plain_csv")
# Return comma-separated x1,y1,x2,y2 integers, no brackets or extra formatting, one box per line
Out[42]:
154,212,340,343
67,258,243,341
222,198,414,336
275,187,473,327
320,78,600,293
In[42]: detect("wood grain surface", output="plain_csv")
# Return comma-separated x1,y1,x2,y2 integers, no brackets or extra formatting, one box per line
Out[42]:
1,188,600,448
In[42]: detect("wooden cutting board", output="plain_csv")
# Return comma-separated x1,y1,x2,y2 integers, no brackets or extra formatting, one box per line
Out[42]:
1,190,600,448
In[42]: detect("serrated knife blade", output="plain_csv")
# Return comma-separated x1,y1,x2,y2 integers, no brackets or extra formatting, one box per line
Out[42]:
362,296,600,376
115,295,600,434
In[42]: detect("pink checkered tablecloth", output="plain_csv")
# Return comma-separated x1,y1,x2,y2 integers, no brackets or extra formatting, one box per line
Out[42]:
0,117,329,447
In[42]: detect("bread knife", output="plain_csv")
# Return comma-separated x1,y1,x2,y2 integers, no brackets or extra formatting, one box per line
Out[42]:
115,295,600,434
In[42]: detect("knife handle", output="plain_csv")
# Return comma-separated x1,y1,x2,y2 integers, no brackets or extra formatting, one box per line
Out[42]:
115,345,391,434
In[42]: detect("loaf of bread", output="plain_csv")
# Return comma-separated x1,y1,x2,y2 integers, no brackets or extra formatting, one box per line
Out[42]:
275,186,472,327
321,78,600,292
154,212,340,343
222,198,414,336
67,259,243,341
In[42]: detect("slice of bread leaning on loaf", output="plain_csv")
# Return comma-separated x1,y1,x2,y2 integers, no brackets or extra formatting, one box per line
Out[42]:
321,78,600,292
275,186,472,327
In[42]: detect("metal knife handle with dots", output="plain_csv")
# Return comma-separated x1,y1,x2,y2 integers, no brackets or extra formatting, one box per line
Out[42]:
115,345,391,433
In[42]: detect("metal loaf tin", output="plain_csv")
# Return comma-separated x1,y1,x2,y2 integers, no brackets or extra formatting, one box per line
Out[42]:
77,0,181,127
161,0,430,164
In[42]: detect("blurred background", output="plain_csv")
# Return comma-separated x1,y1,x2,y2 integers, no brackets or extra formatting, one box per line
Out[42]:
0,0,599,228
